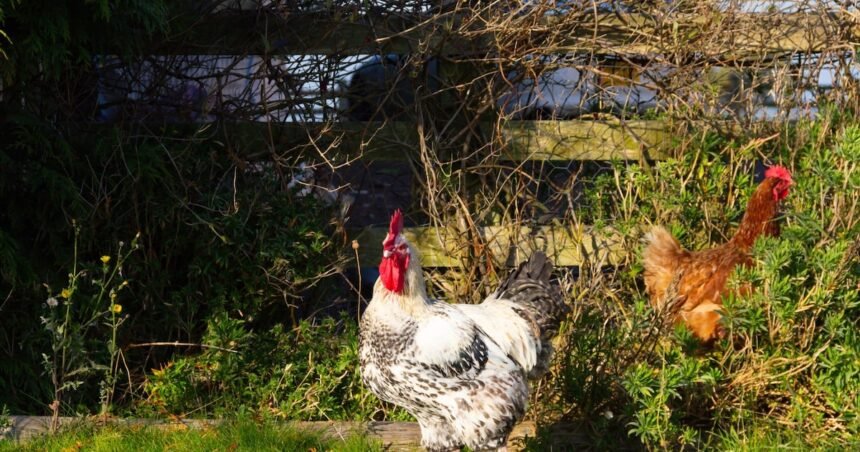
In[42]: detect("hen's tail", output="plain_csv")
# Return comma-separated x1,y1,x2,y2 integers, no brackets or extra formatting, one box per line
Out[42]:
643,227,686,268
495,252,569,341
643,226,688,308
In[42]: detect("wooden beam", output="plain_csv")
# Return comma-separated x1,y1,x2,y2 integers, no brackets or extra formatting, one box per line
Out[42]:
349,226,462,267
497,120,670,161
348,225,625,268
152,11,856,58
153,11,456,56
197,120,670,162
547,11,850,59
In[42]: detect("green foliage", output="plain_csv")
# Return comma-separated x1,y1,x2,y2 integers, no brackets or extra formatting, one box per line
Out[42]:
140,314,408,421
0,0,167,90
0,114,348,414
1,0,169,412
0,417,381,452
0,404,9,431
184,181,340,320
544,115,860,449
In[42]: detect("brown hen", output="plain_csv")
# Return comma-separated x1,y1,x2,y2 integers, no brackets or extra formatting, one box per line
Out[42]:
643,165,793,342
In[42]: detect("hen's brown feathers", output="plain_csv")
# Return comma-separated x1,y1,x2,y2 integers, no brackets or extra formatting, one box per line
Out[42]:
642,227,687,310
730,177,783,249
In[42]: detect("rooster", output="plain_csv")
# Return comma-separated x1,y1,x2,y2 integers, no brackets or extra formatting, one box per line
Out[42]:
359,210,569,451
643,165,793,342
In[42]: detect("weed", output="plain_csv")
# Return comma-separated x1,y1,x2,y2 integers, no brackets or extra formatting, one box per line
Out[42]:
41,224,140,426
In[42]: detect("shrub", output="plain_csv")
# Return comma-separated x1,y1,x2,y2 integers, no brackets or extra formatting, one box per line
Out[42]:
0,115,349,414
539,113,859,449
140,314,408,421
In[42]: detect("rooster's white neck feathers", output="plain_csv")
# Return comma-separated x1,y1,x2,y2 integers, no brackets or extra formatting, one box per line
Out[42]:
374,243,431,316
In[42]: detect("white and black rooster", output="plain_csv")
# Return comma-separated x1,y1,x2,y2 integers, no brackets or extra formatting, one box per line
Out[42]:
359,210,569,451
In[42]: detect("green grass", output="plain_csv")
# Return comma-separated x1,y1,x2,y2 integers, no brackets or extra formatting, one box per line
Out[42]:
0,418,381,452
707,422,860,451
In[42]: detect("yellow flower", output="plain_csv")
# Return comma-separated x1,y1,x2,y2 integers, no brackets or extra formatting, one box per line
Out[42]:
100,255,111,264
112,304,123,314
60,288,71,299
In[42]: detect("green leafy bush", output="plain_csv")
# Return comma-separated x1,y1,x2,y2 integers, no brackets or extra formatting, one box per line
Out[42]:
140,314,407,421
541,114,859,449
0,114,349,414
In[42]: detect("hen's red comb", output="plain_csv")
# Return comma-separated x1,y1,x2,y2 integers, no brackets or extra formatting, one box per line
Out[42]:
389,209,404,236
765,165,792,182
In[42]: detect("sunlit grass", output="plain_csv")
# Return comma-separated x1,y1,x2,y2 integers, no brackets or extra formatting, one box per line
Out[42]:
0,418,381,452
706,422,860,451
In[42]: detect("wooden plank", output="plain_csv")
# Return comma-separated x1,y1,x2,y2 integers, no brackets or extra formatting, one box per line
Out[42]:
4,417,587,450
498,120,670,161
348,225,624,268
291,421,544,450
153,11,855,57
350,226,463,267
546,11,849,58
199,120,670,162
154,11,455,56
481,225,624,267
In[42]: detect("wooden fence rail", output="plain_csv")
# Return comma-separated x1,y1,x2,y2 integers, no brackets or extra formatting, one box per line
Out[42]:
132,6,853,269
350,224,626,267
157,11,856,58
185,120,671,161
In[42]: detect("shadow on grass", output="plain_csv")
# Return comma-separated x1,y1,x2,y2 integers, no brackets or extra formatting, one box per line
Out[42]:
515,419,643,451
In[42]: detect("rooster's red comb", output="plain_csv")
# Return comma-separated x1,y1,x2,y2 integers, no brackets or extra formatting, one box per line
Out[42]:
389,209,404,236
765,165,792,182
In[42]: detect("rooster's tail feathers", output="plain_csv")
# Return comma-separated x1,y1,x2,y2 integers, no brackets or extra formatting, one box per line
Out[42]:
496,252,569,341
